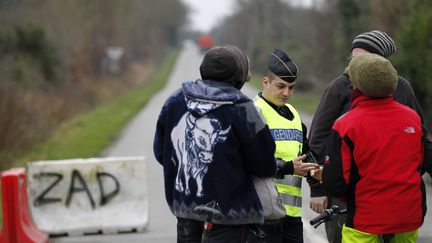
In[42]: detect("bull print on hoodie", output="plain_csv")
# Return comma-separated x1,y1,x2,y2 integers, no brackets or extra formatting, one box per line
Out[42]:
171,112,230,197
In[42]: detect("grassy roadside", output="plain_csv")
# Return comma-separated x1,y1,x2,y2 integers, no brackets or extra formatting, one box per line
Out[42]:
0,47,181,226
248,75,320,115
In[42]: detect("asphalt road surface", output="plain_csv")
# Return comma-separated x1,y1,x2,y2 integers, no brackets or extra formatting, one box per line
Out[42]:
50,42,431,243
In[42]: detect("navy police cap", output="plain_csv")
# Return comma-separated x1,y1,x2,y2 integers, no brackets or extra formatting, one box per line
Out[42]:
267,48,298,83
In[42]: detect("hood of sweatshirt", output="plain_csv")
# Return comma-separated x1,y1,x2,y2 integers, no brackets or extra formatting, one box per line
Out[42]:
182,79,250,117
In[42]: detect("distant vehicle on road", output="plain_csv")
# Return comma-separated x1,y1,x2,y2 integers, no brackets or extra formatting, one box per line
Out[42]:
197,35,214,53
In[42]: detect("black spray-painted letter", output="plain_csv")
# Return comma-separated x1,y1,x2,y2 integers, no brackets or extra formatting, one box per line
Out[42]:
97,172,120,206
65,170,95,209
33,172,63,206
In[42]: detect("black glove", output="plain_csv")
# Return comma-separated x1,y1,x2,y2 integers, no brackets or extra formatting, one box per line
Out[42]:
275,158,293,179
306,174,321,187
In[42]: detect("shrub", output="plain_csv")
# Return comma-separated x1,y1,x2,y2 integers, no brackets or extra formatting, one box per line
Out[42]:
395,1,432,126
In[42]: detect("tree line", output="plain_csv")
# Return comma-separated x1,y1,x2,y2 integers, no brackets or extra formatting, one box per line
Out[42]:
0,0,187,168
0,0,430,169
210,0,432,127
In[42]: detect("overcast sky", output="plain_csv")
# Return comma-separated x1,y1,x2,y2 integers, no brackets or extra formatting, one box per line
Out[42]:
181,0,315,33
181,0,235,33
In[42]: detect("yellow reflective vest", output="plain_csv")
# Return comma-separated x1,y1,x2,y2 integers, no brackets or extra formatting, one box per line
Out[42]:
254,96,303,217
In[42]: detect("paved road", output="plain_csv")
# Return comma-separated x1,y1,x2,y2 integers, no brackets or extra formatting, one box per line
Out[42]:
50,43,431,242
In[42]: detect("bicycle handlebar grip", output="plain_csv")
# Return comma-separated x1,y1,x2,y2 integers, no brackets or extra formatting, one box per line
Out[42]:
194,205,223,219
310,210,330,225
310,205,341,226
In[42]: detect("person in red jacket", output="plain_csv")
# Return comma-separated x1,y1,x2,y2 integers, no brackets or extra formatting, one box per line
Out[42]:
322,53,426,243
308,30,432,243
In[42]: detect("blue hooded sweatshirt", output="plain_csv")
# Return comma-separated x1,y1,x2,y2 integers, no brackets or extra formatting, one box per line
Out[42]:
153,79,276,224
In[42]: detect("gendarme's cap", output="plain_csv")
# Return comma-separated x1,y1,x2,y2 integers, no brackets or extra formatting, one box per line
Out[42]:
351,30,396,58
348,53,398,97
267,48,298,83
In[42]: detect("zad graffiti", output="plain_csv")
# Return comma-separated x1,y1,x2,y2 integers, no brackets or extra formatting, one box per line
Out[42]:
32,169,120,209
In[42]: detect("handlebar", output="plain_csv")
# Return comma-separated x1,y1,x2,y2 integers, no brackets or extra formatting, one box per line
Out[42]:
194,201,223,221
310,205,347,228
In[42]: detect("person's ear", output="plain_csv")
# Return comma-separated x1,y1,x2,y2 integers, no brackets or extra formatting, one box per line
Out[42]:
262,76,270,86
246,72,251,82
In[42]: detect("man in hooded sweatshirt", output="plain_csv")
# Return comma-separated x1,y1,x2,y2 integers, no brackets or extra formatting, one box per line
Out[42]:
322,53,426,243
153,44,278,242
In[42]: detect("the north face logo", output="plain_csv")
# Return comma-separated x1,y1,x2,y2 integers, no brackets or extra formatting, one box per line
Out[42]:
404,127,415,134
324,155,330,165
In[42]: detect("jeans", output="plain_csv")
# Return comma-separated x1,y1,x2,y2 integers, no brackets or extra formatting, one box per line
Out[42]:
177,217,260,243
258,216,303,243
177,217,203,243
259,220,283,243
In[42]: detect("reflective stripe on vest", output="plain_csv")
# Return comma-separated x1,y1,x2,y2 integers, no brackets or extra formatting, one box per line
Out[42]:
254,96,303,217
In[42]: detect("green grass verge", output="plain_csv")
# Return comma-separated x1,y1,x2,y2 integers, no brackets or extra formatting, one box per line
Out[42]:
248,75,320,114
0,47,180,226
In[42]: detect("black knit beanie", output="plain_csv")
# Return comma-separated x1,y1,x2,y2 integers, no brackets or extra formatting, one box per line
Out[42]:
199,45,250,89
351,30,396,58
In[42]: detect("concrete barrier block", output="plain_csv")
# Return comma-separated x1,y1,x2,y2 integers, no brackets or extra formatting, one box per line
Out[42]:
26,157,148,236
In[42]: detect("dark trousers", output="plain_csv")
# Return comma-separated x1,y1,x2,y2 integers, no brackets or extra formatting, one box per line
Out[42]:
260,216,303,243
324,196,346,243
282,216,303,243
259,220,283,243
177,217,203,243
177,217,259,243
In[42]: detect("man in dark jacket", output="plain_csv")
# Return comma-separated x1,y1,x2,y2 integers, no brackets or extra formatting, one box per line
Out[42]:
153,44,278,243
322,53,426,242
308,30,432,243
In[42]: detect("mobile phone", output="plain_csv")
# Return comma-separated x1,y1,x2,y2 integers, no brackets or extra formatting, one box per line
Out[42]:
304,151,318,164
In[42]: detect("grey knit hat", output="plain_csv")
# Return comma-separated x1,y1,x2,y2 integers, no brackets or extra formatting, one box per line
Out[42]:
351,30,396,58
348,53,398,97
